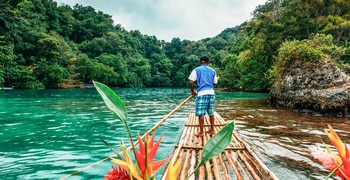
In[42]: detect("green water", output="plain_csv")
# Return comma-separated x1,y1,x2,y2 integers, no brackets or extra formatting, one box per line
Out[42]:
1,88,349,179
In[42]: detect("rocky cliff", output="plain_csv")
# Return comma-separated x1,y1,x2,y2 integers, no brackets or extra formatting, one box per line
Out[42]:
269,59,350,117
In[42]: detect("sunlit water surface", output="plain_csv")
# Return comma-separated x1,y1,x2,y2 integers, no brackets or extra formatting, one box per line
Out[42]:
0,88,349,179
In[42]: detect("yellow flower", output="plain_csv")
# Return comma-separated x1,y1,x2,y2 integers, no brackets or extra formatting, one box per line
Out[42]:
165,159,182,180
111,144,143,180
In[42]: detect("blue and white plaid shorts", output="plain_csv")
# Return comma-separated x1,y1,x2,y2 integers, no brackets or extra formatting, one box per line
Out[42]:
195,95,215,116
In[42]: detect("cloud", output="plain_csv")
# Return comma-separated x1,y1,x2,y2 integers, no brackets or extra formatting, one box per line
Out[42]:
55,0,267,41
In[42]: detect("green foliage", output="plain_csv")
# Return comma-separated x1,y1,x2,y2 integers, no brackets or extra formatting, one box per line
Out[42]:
221,54,240,90
91,63,119,86
74,53,94,83
9,65,44,89
0,36,13,86
34,63,69,88
273,34,346,79
2,0,350,90
94,53,128,86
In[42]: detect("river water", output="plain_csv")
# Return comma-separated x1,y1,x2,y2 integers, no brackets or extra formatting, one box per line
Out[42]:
0,88,349,180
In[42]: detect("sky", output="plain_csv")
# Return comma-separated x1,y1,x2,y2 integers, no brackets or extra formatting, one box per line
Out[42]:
55,0,267,41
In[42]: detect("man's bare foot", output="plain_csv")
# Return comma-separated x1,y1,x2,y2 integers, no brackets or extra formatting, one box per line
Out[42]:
195,133,204,137
206,130,215,135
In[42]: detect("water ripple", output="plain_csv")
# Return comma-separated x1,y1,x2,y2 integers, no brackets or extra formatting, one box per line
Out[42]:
1,89,349,179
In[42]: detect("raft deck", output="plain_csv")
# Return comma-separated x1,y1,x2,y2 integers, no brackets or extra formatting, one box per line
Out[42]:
163,112,278,180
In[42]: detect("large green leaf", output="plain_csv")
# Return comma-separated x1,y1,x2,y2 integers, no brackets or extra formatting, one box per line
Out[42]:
188,121,234,178
93,81,128,125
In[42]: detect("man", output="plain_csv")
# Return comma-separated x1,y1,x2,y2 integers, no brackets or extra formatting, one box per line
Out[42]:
188,55,218,137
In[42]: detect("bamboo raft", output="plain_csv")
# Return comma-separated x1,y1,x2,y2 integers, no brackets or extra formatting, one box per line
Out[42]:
162,112,279,180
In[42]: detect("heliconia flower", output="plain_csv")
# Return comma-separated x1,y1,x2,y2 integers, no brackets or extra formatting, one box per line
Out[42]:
338,145,350,179
135,132,171,179
322,143,344,178
104,165,130,180
324,124,350,179
310,146,337,171
164,159,182,180
325,124,347,157
111,144,143,180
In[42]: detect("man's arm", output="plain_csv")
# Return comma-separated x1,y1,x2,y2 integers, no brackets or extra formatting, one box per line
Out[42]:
213,76,220,87
190,80,196,96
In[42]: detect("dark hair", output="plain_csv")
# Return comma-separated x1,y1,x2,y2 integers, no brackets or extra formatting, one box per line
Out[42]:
200,56,209,62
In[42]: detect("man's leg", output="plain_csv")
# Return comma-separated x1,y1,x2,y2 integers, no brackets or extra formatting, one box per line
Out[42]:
196,115,204,137
206,95,215,135
206,115,215,135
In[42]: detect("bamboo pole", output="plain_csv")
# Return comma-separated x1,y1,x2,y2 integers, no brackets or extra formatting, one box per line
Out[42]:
238,152,262,180
217,153,230,180
205,160,213,180
223,150,243,180
233,131,279,180
198,150,205,179
211,156,221,179
143,94,195,137
61,95,194,180
185,124,227,127
163,111,279,180
179,115,196,180
161,136,184,180
174,145,246,150
180,149,191,179
161,108,195,180
230,150,250,179
187,150,196,180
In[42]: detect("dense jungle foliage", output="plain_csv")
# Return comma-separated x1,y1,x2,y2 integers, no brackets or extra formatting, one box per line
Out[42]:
1,0,350,90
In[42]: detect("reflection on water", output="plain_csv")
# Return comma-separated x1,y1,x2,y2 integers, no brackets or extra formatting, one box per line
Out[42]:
0,88,349,179
217,98,350,180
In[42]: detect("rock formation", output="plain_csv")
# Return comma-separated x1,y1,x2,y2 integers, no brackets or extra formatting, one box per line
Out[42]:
269,59,350,117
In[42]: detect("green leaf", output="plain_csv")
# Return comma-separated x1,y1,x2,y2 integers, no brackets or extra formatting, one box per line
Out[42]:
187,121,234,179
93,81,136,157
93,81,128,124
200,121,234,166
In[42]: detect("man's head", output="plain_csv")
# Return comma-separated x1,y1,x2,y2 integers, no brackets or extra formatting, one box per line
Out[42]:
200,56,209,64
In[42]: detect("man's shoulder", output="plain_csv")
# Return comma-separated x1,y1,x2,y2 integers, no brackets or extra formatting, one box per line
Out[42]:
208,66,216,71
204,66,216,73
194,65,203,70
195,65,214,70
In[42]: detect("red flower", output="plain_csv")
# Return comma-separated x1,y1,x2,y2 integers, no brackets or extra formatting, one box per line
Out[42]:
104,165,130,180
324,124,350,179
135,132,171,179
